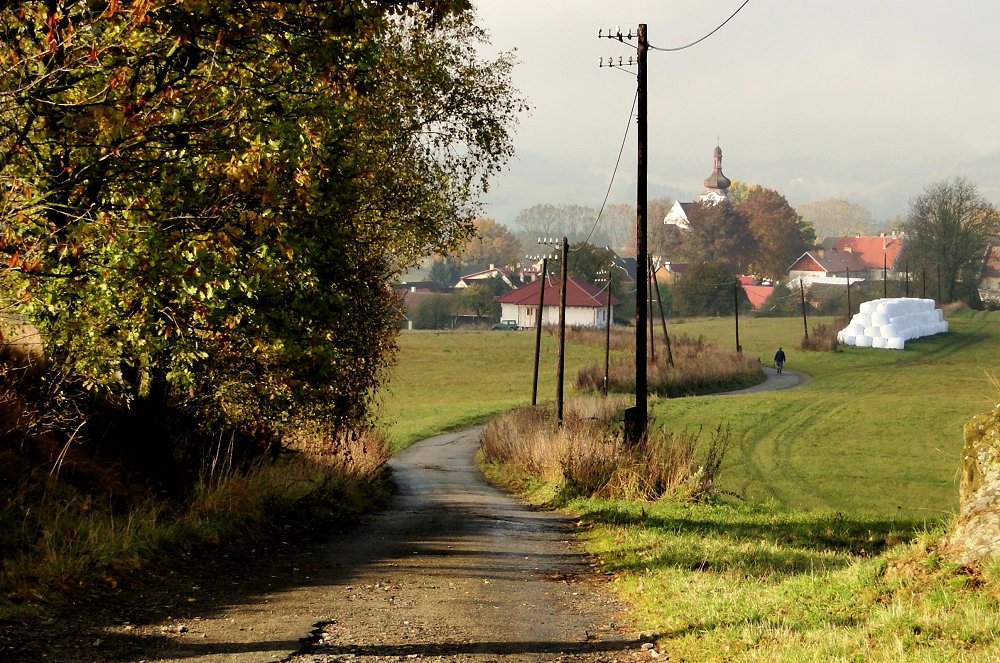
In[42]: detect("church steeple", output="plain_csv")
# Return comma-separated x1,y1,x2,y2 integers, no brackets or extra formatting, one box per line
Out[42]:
699,144,731,204
703,144,731,192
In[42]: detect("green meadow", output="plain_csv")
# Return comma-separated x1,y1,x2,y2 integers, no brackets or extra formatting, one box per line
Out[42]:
385,309,1000,661
383,310,999,516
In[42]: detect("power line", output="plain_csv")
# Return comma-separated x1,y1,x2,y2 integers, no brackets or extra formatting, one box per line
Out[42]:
648,0,751,52
575,89,639,250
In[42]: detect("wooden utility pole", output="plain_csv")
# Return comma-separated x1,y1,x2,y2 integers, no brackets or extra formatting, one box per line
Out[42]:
632,23,648,442
800,280,809,340
530,257,548,406
556,237,568,426
734,278,741,353
883,253,888,298
846,268,852,316
650,257,674,367
603,274,612,397
647,261,655,364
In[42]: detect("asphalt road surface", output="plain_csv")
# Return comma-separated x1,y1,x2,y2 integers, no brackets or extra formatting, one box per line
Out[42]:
34,428,649,663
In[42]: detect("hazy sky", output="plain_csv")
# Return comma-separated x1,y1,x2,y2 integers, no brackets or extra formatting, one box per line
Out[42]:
471,1,1000,228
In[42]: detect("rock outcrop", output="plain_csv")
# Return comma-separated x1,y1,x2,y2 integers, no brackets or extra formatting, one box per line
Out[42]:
945,402,1000,565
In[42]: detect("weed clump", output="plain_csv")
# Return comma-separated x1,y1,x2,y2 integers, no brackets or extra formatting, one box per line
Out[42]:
575,334,764,397
481,397,731,502
800,322,844,352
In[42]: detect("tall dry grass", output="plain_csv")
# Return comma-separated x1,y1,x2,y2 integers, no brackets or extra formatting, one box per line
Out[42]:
481,397,731,501
0,420,391,614
800,321,844,352
575,333,764,396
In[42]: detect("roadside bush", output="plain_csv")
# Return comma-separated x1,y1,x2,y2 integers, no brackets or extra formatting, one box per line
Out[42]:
800,321,844,352
481,397,732,502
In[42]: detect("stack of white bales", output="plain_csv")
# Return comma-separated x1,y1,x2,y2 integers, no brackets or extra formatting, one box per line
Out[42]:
837,298,947,350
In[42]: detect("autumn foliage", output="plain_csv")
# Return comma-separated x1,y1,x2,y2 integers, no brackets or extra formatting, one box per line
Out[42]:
0,3,525,464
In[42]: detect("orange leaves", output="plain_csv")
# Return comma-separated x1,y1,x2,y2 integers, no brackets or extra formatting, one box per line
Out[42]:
5,251,42,273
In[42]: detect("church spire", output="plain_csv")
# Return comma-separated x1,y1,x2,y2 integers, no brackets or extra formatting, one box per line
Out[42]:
703,144,731,193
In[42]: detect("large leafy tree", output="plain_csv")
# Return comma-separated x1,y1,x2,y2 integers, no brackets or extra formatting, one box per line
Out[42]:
567,242,616,283
902,178,999,303
0,2,525,447
671,261,747,317
458,218,521,268
677,202,757,274
738,185,815,280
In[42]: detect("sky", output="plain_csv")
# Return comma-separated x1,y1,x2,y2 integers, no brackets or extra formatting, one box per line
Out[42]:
470,0,1000,229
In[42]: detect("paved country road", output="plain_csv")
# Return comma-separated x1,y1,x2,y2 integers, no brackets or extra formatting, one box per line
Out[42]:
4,428,650,662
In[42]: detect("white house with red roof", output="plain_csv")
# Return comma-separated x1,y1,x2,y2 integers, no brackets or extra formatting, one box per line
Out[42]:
788,234,907,286
495,276,619,329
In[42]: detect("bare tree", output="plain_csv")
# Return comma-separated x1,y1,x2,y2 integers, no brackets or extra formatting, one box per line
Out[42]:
903,178,999,302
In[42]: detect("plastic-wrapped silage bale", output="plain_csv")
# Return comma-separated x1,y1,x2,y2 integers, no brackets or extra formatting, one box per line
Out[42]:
872,337,887,348
856,335,873,347
880,323,899,338
886,337,905,350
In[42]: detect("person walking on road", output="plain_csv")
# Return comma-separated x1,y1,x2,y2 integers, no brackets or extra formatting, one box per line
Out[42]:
774,347,786,374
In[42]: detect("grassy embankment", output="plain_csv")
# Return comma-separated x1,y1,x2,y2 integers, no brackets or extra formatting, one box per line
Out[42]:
385,309,1000,661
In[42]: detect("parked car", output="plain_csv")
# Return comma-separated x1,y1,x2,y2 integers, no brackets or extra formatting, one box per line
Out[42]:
491,320,518,330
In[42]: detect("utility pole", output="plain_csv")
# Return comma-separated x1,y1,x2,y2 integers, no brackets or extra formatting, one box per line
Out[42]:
599,23,647,443
556,236,569,426
734,278,741,353
530,255,550,406
846,268,852,317
650,256,674,367
800,280,808,341
647,260,655,364
605,278,613,397
883,253,888,299
597,268,613,396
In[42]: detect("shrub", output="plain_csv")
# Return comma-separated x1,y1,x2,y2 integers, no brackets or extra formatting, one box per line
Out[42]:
800,321,844,352
481,398,732,502
574,334,764,396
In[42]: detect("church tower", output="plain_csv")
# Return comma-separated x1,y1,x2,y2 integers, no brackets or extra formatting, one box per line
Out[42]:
698,144,731,205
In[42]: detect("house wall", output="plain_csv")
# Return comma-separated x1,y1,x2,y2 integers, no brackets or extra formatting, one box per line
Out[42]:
500,303,611,328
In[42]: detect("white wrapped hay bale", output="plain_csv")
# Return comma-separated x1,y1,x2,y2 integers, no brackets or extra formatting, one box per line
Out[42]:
837,297,948,349
880,323,899,338
853,313,872,327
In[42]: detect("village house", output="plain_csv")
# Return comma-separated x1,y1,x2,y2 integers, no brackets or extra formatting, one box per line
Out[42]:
495,276,618,329
453,264,519,289
787,234,905,285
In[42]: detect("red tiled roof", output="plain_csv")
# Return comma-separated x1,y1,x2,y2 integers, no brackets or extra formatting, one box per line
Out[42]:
831,235,905,270
743,285,774,309
789,250,868,274
496,276,619,308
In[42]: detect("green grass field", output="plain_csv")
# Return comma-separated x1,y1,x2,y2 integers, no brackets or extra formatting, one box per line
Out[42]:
382,310,1000,515
386,309,1000,661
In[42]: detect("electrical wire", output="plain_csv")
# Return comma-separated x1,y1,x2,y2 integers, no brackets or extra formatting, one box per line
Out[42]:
574,88,639,251
648,0,751,52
